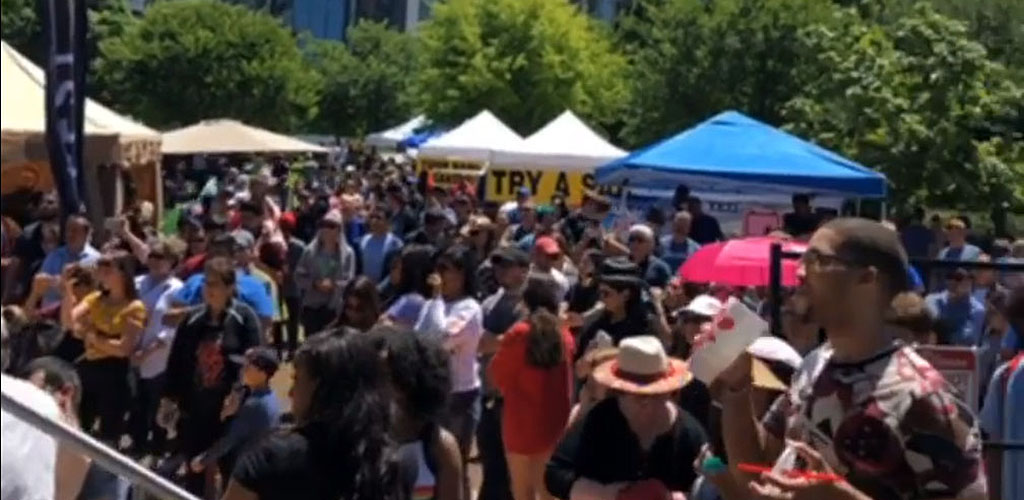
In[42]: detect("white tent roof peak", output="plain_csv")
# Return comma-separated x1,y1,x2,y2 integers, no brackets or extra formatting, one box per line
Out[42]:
366,115,428,149
523,110,626,157
161,119,328,155
418,110,523,162
490,110,626,171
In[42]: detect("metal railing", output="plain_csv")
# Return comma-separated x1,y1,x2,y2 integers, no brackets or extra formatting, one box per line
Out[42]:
0,389,199,500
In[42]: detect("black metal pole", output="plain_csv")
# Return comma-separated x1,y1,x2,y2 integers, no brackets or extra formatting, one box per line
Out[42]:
769,242,783,337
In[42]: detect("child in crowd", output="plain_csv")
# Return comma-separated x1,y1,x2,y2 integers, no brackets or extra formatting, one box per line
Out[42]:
189,347,282,488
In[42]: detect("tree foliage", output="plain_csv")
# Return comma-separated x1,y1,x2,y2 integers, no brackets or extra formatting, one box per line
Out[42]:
783,4,1024,208
1,0,43,62
619,0,834,147
411,0,629,135
306,20,418,137
92,0,320,131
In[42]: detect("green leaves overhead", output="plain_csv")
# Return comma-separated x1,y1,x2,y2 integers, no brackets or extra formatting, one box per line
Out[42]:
411,0,629,135
93,0,320,131
305,20,418,138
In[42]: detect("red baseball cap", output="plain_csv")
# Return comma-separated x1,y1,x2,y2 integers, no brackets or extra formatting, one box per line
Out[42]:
534,236,561,257
278,212,297,232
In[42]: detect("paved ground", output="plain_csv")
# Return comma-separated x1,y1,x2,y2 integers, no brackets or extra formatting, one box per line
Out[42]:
270,363,483,496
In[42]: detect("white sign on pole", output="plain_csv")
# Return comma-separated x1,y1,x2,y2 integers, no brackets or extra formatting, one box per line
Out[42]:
914,345,981,412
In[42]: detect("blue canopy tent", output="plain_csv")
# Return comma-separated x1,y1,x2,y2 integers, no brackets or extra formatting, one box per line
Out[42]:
595,111,887,198
400,130,445,150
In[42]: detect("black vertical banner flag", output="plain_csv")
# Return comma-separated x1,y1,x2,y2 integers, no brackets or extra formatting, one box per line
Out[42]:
44,0,88,218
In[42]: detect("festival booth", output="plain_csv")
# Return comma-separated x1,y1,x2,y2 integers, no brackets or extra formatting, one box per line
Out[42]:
1,40,162,224
417,110,524,190
161,119,329,155
595,110,888,236
365,115,429,150
489,110,627,205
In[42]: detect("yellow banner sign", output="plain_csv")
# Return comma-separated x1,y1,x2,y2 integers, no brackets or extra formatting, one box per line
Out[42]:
416,159,486,189
484,168,621,205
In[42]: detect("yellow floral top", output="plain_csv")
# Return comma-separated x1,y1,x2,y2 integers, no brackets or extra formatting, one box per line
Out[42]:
80,291,147,360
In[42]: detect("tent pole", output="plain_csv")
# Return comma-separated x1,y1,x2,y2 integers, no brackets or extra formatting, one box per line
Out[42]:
880,200,887,221
856,198,862,217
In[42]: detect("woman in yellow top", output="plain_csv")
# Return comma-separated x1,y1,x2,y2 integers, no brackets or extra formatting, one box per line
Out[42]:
67,250,146,444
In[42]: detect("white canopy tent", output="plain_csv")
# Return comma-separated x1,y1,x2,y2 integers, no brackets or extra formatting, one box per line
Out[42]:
417,110,523,163
162,119,329,155
365,115,428,149
491,110,626,170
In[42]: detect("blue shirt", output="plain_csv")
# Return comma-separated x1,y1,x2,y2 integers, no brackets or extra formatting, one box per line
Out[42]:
40,244,100,306
360,233,403,282
1002,327,1021,353
980,357,1024,500
659,235,701,273
937,244,982,262
900,224,934,259
173,271,274,320
907,266,924,292
204,388,281,464
924,291,986,346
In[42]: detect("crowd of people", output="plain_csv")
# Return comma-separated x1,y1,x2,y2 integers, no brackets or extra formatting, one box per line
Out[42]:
0,152,1022,500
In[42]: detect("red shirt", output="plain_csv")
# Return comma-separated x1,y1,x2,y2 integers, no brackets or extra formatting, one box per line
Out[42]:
490,321,575,455
178,253,206,280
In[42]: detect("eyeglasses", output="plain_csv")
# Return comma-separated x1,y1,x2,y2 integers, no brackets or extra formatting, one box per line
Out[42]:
800,248,856,269
598,287,618,298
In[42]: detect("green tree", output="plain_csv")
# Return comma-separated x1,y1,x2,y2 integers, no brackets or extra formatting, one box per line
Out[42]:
1,0,136,65
619,0,835,147
93,0,320,131
783,5,1024,208
411,0,629,135
305,20,417,137
1,0,43,62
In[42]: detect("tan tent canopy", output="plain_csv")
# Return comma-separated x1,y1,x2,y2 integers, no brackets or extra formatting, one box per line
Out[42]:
162,119,329,155
0,40,162,168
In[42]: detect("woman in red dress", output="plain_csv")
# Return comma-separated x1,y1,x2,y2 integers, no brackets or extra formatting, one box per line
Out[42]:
491,273,575,500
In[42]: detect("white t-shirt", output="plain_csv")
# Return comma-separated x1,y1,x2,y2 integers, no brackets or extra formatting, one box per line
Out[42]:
533,266,570,301
134,275,185,379
1,374,60,500
415,297,484,393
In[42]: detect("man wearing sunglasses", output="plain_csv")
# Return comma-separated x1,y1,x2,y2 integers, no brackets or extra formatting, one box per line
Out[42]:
721,218,986,500
925,268,986,347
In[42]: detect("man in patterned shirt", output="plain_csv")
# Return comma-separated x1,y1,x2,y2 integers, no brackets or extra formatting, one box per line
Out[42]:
720,218,987,500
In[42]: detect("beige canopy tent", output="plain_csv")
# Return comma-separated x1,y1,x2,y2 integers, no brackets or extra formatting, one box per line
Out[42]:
162,119,329,155
1,40,162,222
1,40,161,169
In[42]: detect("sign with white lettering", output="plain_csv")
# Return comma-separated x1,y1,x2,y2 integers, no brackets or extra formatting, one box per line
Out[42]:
44,0,87,218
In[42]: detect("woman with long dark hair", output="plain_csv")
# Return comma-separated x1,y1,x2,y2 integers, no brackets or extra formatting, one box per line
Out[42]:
331,276,382,333
491,274,575,500
575,258,660,360
66,250,146,444
224,333,403,500
375,325,463,500
383,245,436,327
414,244,483,495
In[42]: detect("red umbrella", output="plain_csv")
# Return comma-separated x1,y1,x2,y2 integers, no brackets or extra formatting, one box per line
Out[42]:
678,237,808,287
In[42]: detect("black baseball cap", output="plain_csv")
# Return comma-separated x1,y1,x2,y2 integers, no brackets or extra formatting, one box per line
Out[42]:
490,246,530,268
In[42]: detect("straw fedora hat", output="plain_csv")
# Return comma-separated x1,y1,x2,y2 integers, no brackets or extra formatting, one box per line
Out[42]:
592,336,691,394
